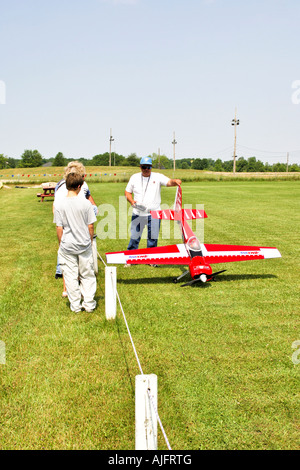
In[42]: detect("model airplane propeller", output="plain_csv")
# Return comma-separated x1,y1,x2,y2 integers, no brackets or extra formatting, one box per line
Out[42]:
106,186,281,286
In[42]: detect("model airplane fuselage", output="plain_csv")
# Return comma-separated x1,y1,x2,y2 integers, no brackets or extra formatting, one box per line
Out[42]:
106,187,281,286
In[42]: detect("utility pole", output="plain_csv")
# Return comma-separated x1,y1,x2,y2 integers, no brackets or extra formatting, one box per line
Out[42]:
172,132,177,171
158,147,160,169
286,152,289,173
109,128,114,167
231,108,239,174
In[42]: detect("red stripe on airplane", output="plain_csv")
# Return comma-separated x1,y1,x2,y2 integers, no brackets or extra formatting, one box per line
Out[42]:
205,255,264,264
106,245,181,256
204,244,274,252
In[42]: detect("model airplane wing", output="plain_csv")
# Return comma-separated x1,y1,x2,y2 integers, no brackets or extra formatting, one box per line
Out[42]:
106,244,190,265
202,244,281,264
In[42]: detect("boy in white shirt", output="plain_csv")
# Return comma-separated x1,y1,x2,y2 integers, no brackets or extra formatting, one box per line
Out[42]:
53,161,98,293
54,172,97,313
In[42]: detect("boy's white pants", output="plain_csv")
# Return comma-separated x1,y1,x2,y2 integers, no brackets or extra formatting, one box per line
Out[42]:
58,246,96,312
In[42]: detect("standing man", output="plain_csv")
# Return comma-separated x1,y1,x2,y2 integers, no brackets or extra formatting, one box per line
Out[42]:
125,156,181,251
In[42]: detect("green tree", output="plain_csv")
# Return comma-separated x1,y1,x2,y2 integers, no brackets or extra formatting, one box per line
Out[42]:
52,152,67,167
236,157,248,172
191,159,203,170
222,160,234,172
178,158,192,168
92,153,109,165
181,162,190,169
0,155,8,169
19,149,43,168
289,164,300,172
124,153,140,167
0,156,19,169
7,157,20,168
255,159,265,172
247,157,258,172
272,163,286,172
214,159,224,171
264,162,273,172
92,153,126,166
191,158,212,170
151,153,172,169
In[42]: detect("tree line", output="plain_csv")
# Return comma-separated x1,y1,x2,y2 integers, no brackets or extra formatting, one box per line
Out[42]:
0,150,299,172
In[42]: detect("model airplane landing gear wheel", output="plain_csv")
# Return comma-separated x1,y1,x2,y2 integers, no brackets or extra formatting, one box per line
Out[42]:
181,270,227,287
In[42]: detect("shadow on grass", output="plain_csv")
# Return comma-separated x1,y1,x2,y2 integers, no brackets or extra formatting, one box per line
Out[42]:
117,272,277,287
219,273,277,282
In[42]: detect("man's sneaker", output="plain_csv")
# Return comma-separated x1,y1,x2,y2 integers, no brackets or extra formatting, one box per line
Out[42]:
149,264,159,268
55,273,63,279
74,308,82,314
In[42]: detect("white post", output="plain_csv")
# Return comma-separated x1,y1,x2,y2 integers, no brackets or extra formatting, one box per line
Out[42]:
105,266,116,320
135,374,157,450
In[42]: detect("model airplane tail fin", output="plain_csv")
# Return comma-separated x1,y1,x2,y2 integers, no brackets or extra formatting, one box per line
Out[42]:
151,187,207,220
174,185,182,215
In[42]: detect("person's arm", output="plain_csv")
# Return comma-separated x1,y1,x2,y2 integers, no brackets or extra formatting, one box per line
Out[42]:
88,194,98,216
56,226,63,245
125,190,137,206
88,194,96,206
88,223,94,243
166,179,182,187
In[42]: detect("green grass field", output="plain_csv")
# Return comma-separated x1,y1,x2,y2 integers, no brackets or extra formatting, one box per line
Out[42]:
0,178,299,450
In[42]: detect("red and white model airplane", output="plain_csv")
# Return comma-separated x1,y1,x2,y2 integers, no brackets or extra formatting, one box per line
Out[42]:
106,187,281,286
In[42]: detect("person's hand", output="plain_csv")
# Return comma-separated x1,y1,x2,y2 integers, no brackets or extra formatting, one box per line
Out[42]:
92,205,99,216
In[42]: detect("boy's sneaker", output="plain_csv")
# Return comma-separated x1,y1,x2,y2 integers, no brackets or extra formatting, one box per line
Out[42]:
84,308,94,313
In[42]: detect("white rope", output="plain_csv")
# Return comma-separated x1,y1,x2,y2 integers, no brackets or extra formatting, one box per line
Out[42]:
97,252,172,451
147,388,172,451
115,287,144,376
97,251,107,268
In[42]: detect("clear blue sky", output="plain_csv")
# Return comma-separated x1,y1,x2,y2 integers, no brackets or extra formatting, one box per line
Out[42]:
0,0,299,164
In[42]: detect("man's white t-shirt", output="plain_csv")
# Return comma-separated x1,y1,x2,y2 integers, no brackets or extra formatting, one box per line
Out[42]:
54,196,97,255
53,180,90,207
125,172,170,216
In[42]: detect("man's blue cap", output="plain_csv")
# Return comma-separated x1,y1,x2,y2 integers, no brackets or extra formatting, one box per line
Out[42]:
140,156,152,165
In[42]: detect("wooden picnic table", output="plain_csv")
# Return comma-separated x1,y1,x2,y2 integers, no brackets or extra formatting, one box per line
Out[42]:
37,183,57,202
